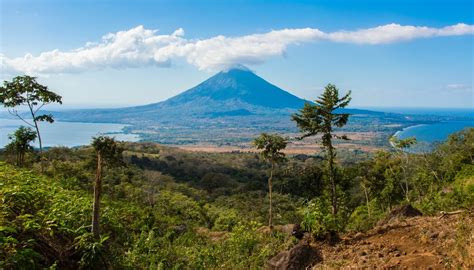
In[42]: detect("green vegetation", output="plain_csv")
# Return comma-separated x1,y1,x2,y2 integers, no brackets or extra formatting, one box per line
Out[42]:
292,83,351,221
4,127,37,167
253,133,287,229
90,136,124,239
1,80,472,269
0,75,62,154
1,128,472,268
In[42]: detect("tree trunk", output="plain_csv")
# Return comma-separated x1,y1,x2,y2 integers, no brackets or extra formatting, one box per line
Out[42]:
27,101,44,171
404,154,410,202
34,121,43,154
26,101,42,153
268,162,274,231
92,152,102,239
363,185,371,218
328,144,337,217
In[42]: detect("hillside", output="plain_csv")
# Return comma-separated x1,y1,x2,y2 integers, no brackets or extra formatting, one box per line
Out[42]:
1,129,473,269
310,213,472,269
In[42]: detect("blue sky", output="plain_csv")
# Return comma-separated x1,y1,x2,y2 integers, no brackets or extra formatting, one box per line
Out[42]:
1,0,473,108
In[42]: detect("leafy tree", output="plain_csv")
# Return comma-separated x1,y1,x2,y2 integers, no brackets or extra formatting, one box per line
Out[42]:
91,136,123,238
253,133,287,229
0,75,62,155
292,83,351,217
5,126,37,166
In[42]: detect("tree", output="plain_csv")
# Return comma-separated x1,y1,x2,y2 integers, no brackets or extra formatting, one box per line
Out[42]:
91,136,123,238
5,126,37,166
292,83,351,218
0,75,62,156
389,136,417,202
253,133,287,229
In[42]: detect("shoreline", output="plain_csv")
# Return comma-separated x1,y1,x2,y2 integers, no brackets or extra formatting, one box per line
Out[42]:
389,123,428,148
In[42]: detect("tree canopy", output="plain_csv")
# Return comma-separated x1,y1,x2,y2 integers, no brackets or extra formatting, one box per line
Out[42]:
0,75,62,155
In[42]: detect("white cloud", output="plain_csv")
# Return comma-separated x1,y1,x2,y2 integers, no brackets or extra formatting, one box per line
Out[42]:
325,23,473,44
1,23,473,74
446,83,472,91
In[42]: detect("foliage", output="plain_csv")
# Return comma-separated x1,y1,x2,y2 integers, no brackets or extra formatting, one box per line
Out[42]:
299,196,350,238
346,200,384,232
5,126,37,166
91,136,124,167
292,83,351,219
253,132,287,228
0,75,62,153
390,136,417,150
253,133,287,164
0,128,473,268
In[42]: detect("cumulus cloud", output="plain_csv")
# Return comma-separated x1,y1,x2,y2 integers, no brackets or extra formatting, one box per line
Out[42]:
1,23,473,74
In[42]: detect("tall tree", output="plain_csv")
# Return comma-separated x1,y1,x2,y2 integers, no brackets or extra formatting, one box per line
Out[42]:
389,136,417,202
292,83,351,217
91,136,123,238
0,75,62,155
5,126,37,166
253,133,287,230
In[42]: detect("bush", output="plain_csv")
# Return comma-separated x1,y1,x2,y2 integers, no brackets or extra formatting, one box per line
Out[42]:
346,200,384,232
299,197,348,237
417,164,474,215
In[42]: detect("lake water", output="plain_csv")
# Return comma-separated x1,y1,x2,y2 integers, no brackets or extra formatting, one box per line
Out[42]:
361,107,474,118
395,121,474,143
0,119,140,148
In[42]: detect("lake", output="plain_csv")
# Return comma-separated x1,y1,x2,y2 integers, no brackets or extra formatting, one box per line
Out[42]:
0,119,140,148
395,121,474,143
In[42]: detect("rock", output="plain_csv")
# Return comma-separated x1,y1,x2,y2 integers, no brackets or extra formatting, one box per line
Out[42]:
430,232,439,239
267,242,322,270
291,224,306,239
378,204,423,226
359,250,367,256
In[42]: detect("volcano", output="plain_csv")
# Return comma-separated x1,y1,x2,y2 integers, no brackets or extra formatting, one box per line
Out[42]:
54,66,312,123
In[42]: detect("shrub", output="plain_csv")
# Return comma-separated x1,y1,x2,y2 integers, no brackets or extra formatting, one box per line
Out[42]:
299,197,348,237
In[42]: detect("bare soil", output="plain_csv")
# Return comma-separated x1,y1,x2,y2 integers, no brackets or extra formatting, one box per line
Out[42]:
311,214,473,269
176,132,382,154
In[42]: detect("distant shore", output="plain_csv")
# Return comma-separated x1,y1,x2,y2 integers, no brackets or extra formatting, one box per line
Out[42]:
389,124,427,148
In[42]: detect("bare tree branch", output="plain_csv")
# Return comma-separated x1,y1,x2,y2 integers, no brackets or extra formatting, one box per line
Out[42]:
7,108,35,128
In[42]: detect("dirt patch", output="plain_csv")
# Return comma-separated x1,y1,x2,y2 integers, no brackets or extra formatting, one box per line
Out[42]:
176,132,384,154
311,214,473,269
